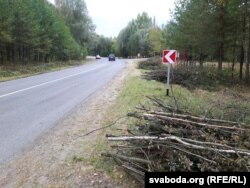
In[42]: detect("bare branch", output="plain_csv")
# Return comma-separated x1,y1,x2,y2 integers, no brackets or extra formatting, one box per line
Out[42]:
107,135,250,156
81,116,126,136
102,152,151,164
143,114,247,131
148,111,246,127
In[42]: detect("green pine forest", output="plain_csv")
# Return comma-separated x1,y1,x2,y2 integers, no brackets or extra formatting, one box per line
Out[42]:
0,0,249,81
0,0,93,62
116,0,250,81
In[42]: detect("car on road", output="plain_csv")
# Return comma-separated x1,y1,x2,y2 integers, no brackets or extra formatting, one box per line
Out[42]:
96,54,101,59
108,54,115,61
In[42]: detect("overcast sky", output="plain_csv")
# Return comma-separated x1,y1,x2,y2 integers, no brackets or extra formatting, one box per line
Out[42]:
48,0,176,37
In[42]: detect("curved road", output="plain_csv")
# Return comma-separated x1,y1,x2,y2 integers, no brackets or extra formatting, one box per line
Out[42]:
0,58,125,164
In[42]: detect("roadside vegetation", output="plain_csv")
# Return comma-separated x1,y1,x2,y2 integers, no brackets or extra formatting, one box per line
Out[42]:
116,0,250,82
1,0,249,83
0,0,117,81
0,0,114,69
90,59,250,185
0,60,87,82
138,58,250,124
1,0,249,186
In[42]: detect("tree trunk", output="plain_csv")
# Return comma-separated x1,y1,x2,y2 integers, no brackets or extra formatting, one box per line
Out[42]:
247,28,250,82
231,40,236,78
239,4,247,80
245,16,250,82
12,43,15,62
239,45,244,80
199,53,203,67
6,44,10,62
218,4,225,71
0,45,3,65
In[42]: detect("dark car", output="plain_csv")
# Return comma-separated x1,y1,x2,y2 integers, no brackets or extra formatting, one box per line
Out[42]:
108,54,116,61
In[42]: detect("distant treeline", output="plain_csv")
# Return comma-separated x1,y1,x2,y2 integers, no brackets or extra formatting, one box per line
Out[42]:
1,0,249,81
0,0,95,63
165,0,250,80
116,0,250,80
116,12,162,58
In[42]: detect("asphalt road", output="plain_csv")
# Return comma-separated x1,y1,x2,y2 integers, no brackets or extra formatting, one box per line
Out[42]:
0,58,125,164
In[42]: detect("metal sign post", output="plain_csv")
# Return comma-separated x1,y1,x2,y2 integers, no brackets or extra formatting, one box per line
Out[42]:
162,50,177,96
166,63,171,96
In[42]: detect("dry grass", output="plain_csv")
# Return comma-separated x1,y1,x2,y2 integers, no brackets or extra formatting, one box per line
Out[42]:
0,60,86,82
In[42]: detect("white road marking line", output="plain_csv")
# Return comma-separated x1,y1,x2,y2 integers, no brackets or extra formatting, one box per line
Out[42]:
0,65,106,99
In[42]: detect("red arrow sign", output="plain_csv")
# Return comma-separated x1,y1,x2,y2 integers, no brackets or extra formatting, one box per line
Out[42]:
162,50,177,64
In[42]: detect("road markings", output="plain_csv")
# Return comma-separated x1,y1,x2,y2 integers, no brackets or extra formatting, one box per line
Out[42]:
0,65,106,99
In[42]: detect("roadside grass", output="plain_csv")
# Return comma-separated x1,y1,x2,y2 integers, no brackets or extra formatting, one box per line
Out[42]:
86,69,168,187
0,60,87,82
88,60,250,179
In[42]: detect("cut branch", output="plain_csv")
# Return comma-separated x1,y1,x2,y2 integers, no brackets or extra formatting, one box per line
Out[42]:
107,136,250,156
143,114,247,131
81,116,126,136
148,111,246,127
102,152,151,164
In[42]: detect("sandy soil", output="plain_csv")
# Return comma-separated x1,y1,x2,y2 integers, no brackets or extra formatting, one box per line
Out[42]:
0,60,141,188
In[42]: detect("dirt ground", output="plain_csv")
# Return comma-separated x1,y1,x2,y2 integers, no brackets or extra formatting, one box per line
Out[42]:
0,60,140,188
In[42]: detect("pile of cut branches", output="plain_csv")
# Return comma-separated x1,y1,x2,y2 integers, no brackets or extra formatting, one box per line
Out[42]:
102,97,250,184
137,58,163,70
141,61,245,90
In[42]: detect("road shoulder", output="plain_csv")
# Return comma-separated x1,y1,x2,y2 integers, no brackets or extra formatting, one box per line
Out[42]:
0,60,139,188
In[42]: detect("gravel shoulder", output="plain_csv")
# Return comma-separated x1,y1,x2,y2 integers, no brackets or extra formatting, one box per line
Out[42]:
0,60,140,188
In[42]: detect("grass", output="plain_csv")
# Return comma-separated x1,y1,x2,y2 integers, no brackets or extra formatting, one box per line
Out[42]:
91,59,250,161
72,155,84,162
139,58,250,123
81,60,250,184
0,60,87,82
109,72,250,124
141,58,250,92
85,63,170,186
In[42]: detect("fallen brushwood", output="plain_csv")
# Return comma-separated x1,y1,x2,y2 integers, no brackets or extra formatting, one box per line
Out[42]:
102,152,151,165
107,135,250,156
102,97,250,184
145,111,247,127
143,113,246,131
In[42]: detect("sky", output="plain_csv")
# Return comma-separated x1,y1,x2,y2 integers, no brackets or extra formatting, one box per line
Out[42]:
48,0,176,37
